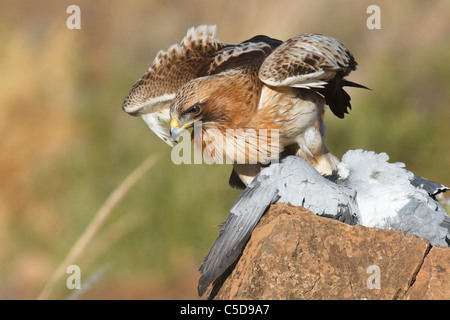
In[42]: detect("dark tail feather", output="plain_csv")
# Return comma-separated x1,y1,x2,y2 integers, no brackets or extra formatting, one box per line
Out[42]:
332,88,351,119
343,80,371,90
319,78,350,119
319,78,369,119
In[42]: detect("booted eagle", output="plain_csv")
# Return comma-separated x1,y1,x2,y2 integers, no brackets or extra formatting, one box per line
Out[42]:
122,25,366,188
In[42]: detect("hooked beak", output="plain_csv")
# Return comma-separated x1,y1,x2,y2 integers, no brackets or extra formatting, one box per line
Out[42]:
170,118,195,143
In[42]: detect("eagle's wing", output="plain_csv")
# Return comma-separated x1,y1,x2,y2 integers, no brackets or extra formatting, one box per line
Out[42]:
258,34,360,118
258,33,356,88
122,25,226,145
208,35,282,75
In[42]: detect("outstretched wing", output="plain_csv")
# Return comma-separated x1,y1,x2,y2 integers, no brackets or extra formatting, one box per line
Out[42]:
259,33,356,88
258,33,361,118
208,35,282,75
198,166,280,297
198,156,361,296
122,25,226,145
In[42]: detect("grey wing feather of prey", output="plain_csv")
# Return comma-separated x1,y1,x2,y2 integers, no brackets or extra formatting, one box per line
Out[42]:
440,216,450,246
278,157,360,225
197,175,279,296
396,199,450,247
441,215,450,231
409,173,449,197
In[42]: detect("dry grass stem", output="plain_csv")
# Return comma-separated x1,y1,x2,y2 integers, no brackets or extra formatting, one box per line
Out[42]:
36,154,158,300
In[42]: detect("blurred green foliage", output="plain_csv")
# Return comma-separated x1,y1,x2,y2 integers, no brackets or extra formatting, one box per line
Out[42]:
327,45,450,180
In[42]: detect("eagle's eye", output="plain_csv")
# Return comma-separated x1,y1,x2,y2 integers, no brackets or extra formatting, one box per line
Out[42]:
189,104,202,116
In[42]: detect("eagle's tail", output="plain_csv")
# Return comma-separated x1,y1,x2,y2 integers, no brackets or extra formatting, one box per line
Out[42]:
319,78,370,119
343,80,370,90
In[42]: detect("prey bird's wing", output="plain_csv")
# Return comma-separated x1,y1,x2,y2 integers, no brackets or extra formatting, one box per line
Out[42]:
198,164,281,296
409,173,449,198
278,156,361,225
198,156,361,296
122,25,227,145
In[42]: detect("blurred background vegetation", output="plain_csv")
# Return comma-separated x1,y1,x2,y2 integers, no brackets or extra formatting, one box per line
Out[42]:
1,0,449,299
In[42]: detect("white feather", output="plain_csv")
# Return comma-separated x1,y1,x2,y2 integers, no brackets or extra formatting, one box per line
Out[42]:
141,108,174,146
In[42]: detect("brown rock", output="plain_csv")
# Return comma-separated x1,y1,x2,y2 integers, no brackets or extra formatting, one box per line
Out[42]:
405,245,450,299
212,203,450,300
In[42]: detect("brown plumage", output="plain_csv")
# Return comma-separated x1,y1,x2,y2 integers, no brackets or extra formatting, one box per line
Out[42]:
122,25,366,188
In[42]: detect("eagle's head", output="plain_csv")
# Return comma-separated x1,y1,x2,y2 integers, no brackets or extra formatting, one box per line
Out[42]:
169,71,256,143
169,78,212,143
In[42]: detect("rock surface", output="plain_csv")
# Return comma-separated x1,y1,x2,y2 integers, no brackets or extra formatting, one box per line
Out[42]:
211,203,450,300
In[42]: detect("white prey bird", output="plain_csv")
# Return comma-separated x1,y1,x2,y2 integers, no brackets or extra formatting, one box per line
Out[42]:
198,149,449,296
334,150,449,243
